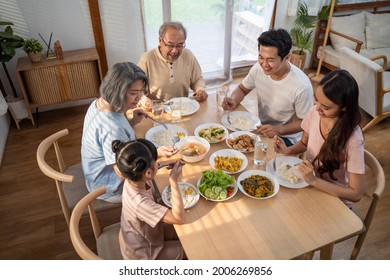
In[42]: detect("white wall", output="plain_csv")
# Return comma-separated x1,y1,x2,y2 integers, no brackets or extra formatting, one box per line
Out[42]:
0,0,145,104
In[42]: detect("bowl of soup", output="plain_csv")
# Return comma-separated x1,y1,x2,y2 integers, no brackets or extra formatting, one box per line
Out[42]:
176,136,210,163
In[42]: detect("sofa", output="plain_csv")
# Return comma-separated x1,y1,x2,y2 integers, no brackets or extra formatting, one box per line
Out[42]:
316,11,390,71
0,92,10,166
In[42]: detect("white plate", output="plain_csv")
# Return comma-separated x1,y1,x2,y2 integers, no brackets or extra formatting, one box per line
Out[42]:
194,123,229,143
161,182,200,210
209,149,248,174
163,97,200,116
221,111,261,131
197,170,237,202
266,156,309,189
225,131,257,153
237,170,279,199
145,124,187,147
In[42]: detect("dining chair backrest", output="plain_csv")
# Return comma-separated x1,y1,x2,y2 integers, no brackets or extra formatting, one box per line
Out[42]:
69,186,122,260
339,47,390,132
305,149,385,259
347,149,385,259
36,129,121,227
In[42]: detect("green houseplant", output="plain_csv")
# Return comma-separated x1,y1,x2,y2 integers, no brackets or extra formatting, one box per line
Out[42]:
0,22,33,128
22,38,43,63
0,21,24,99
289,2,316,69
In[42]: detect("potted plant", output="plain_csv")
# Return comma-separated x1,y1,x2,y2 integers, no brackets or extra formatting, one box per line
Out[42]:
0,21,33,127
289,2,316,70
22,38,43,63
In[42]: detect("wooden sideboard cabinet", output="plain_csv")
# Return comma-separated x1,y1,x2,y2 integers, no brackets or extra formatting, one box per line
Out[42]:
16,48,102,114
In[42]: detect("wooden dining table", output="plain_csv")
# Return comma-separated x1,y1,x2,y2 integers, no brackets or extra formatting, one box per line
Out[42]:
134,94,363,260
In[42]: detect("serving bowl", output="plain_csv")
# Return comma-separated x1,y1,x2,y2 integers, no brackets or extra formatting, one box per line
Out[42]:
237,170,280,199
176,136,210,163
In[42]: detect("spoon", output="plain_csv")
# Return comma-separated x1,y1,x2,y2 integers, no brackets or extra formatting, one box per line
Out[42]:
145,114,168,130
172,135,180,148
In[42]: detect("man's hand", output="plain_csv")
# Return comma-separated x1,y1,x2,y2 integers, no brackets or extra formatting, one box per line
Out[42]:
193,90,208,102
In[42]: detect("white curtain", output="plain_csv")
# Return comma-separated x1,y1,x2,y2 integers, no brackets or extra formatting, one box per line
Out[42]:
98,0,146,67
287,0,326,16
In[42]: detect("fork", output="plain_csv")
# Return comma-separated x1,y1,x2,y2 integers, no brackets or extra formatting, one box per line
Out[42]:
273,136,279,171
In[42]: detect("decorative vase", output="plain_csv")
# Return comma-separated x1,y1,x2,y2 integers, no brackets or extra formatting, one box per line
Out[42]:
28,52,42,63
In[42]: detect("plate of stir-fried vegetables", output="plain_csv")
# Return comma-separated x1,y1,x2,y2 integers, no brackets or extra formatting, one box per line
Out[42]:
194,123,228,143
237,170,279,199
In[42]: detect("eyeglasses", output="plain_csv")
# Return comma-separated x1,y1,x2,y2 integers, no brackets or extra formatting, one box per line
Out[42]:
161,38,185,50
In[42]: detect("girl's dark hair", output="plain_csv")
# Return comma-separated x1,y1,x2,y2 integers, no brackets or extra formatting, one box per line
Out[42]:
314,69,362,180
112,138,158,181
258,28,292,60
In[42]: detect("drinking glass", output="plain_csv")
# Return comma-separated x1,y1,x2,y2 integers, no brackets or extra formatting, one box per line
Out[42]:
152,100,164,126
254,136,268,165
170,99,182,123
216,86,228,111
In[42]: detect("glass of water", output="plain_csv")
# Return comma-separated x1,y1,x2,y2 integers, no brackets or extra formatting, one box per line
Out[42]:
254,136,268,165
170,98,182,123
216,86,228,111
152,100,164,126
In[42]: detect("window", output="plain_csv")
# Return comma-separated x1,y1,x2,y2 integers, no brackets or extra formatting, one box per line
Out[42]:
142,0,275,87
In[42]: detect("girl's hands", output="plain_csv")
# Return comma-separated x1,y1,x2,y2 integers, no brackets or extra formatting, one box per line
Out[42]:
298,160,315,184
169,160,185,182
157,145,179,157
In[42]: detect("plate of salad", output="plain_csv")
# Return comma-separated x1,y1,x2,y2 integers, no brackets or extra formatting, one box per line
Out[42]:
197,169,237,202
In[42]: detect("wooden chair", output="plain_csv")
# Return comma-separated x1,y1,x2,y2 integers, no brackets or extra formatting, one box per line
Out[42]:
340,47,390,132
36,128,121,226
305,149,385,259
69,186,122,260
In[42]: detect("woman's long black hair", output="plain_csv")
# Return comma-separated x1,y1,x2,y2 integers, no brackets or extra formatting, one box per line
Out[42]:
314,69,362,180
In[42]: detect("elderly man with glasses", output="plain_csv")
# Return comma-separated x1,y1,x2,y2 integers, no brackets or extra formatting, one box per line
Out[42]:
138,21,208,104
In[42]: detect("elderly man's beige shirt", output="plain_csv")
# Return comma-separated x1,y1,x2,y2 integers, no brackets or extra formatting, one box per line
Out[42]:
138,48,206,102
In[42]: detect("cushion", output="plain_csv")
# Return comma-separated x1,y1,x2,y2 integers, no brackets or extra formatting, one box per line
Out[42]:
330,11,366,50
366,25,390,49
97,222,123,259
365,12,390,27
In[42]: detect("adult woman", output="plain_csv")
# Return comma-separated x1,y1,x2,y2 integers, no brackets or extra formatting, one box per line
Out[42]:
275,70,364,206
81,62,177,203
113,139,185,260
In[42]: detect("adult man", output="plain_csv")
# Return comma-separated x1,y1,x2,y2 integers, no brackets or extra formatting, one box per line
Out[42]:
222,28,313,146
138,21,208,103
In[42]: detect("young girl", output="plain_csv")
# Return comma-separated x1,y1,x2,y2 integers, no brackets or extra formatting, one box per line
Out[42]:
274,69,365,207
112,138,185,260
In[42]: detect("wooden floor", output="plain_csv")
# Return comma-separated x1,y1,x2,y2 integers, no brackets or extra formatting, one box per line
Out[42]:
0,74,389,260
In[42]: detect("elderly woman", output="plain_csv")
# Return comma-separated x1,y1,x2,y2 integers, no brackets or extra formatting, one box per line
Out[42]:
81,62,177,203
